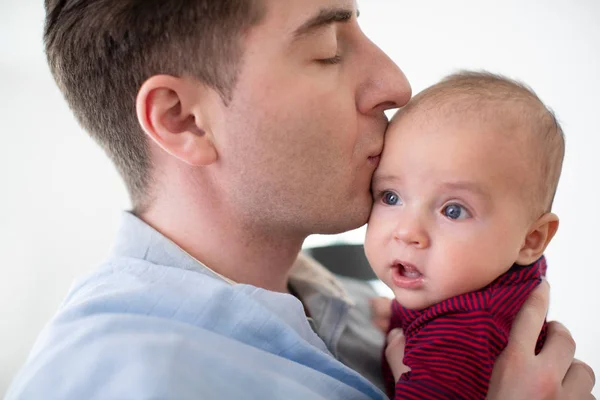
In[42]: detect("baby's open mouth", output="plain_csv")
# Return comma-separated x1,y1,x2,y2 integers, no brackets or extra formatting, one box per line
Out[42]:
391,261,425,289
394,262,423,279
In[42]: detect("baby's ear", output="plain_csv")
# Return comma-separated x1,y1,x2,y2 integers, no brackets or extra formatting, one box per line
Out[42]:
516,213,559,265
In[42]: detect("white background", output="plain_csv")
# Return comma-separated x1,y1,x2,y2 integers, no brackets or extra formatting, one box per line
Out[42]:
1,0,598,396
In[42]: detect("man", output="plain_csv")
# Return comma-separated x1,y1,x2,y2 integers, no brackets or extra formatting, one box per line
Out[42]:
7,0,595,398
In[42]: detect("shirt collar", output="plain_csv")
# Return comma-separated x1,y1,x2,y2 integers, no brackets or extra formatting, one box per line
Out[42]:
111,211,353,305
111,211,233,283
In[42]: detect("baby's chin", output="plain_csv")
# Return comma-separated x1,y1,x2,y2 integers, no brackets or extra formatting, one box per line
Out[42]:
392,290,439,311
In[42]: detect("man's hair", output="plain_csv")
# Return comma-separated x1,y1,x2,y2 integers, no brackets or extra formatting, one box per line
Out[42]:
401,70,565,216
44,0,265,212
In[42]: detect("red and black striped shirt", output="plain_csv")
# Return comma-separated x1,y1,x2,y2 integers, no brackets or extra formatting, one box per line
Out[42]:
384,257,548,399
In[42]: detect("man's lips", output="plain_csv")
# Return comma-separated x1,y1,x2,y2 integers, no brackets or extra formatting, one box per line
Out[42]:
368,155,381,167
391,261,424,289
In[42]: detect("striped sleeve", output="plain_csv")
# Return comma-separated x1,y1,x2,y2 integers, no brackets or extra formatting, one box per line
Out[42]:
393,311,507,400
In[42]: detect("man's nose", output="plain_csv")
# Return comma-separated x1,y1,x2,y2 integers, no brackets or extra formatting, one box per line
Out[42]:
356,39,412,117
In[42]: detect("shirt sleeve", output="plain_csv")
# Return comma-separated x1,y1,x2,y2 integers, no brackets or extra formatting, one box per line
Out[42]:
393,311,507,400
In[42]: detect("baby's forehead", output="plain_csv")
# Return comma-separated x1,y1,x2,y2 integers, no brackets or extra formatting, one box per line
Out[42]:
391,97,533,140
386,72,564,215
391,99,556,215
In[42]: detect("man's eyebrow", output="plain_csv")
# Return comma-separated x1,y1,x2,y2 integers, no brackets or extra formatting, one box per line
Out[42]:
292,7,358,40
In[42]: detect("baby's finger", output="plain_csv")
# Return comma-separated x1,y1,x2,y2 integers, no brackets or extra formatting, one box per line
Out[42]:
370,297,393,319
385,329,411,381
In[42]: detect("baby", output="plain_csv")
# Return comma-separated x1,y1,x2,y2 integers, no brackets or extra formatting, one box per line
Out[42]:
364,71,565,399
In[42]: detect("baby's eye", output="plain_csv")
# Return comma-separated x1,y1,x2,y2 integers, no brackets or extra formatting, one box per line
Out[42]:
442,203,471,220
381,191,401,206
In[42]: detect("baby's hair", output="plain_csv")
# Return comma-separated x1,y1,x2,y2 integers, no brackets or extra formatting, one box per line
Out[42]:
401,70,565,216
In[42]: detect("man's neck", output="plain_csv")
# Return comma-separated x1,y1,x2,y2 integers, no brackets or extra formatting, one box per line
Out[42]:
140,195,305,294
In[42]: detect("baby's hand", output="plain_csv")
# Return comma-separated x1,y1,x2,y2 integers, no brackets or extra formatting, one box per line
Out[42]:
369,296,393,333
385,328,411,381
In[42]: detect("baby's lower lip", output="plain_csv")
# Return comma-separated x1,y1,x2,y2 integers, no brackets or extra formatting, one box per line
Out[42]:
391,264,424,289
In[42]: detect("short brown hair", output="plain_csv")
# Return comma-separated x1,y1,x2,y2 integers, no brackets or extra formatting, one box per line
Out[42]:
400,71,565,216
44,0,265,211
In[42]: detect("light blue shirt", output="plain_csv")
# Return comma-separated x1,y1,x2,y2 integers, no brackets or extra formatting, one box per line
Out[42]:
6,213,387,399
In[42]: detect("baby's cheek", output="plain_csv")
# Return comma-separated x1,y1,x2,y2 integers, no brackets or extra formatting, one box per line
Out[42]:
435,252,487,297
364,221,386,256
363,238,380,271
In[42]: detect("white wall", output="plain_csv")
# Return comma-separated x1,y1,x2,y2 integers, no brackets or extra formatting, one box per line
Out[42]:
1,0,599,396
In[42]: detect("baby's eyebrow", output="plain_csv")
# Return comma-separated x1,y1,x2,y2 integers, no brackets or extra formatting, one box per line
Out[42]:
371,174,401,186
440,181,490,199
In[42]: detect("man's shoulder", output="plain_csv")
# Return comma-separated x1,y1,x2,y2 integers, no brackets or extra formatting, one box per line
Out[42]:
6,306,364,400
7,259,385,400
54,257,317,344
62,257,228,317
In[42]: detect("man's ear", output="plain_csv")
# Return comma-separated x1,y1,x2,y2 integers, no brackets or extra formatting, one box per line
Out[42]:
516,213,559,265
136,75,218,166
